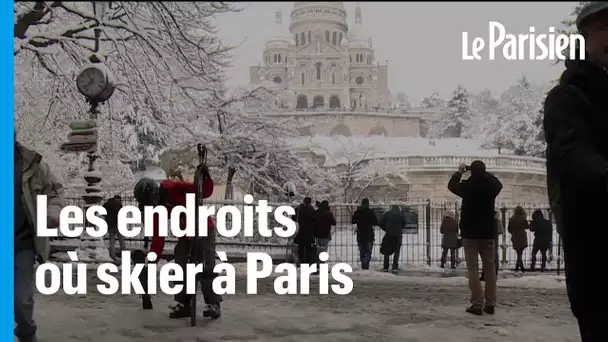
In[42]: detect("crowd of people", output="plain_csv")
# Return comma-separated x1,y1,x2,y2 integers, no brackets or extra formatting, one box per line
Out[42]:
439,206,554,273
292,197,414,274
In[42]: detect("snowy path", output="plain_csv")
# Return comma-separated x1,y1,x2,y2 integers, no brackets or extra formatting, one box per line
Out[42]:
33,272,579,342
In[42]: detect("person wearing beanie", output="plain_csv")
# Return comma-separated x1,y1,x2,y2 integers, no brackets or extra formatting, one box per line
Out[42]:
448,161,502,316
544,2,608,339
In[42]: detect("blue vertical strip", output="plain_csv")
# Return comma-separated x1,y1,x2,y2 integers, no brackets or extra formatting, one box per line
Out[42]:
3,0,15,338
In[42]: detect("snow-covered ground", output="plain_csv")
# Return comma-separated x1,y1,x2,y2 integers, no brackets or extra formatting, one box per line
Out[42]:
33,270,578,341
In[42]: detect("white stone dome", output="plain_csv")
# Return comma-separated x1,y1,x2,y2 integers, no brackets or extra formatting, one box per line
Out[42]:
290,2,348,33
293,2,345,11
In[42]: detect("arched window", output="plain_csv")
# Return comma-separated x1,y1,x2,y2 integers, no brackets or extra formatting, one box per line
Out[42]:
296,95,308,109
295,34,299,46
325,31,330,42
278,54,282,63
330,124,352,137
301,72,305,85
331,73,336,84
329,95,340,109
370,125,388,136
313,95,324,108
300,32,305,45
274,54,277,63
308,31,311,43
332,32,337,45
315,62,322,81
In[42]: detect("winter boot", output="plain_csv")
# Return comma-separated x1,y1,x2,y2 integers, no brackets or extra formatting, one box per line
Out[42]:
169,301,190,319
483,305,495,315
203,304,221,319
466,305,483,315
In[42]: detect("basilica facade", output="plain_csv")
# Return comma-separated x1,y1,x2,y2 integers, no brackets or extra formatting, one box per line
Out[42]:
249,2,391,111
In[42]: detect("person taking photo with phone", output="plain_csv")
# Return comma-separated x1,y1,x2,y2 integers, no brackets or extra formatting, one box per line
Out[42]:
448,160,502,316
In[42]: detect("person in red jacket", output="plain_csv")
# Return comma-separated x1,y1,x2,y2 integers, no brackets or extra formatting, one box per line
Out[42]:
135,165,221,319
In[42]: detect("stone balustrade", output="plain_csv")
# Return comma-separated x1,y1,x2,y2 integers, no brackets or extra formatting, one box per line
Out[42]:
324,155,546,175
248,107,434,118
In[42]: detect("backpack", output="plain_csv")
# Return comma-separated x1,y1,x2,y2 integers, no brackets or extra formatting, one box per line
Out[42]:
546,84,591,236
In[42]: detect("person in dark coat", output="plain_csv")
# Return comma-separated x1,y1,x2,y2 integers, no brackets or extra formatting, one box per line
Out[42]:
314,200,336,254
440,211,458,269
379,205,405,273
544,4,608,339
103,195,124,261
448,161,502,315
352,198,378,269
508,206,529,273
529,210,552,271
293,197,317,266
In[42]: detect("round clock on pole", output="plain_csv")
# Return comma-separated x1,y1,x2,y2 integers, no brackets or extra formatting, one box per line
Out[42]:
76,61,116,102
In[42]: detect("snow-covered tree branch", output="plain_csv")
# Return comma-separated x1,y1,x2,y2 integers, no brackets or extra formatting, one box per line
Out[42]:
14,2,244,190
481,76,548,156
327,138,408,204
160,84,333,200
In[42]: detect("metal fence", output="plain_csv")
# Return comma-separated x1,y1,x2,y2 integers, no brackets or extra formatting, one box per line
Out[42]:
61,195,563,273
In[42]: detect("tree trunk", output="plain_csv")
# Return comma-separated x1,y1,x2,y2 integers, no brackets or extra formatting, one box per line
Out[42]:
224,167,236,200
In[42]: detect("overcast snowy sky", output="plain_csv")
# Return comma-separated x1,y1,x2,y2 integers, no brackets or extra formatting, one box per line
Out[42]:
214,2,576,103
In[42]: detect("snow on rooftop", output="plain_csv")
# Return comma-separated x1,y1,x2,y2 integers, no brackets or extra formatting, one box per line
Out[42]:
290,135,501,167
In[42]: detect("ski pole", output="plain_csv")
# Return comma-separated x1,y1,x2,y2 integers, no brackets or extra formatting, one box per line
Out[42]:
190,143,207,327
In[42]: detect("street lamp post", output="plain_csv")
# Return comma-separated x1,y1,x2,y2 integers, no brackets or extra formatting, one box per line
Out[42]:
60,2,116,262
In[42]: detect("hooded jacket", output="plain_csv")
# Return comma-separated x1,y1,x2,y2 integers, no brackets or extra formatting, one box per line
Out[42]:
544,55,608,316
15,143,64,262
149,178,215,257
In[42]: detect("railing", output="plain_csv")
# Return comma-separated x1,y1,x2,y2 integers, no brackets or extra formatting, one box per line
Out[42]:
58,197,563,274
323,155,546,173
249,107,433,117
